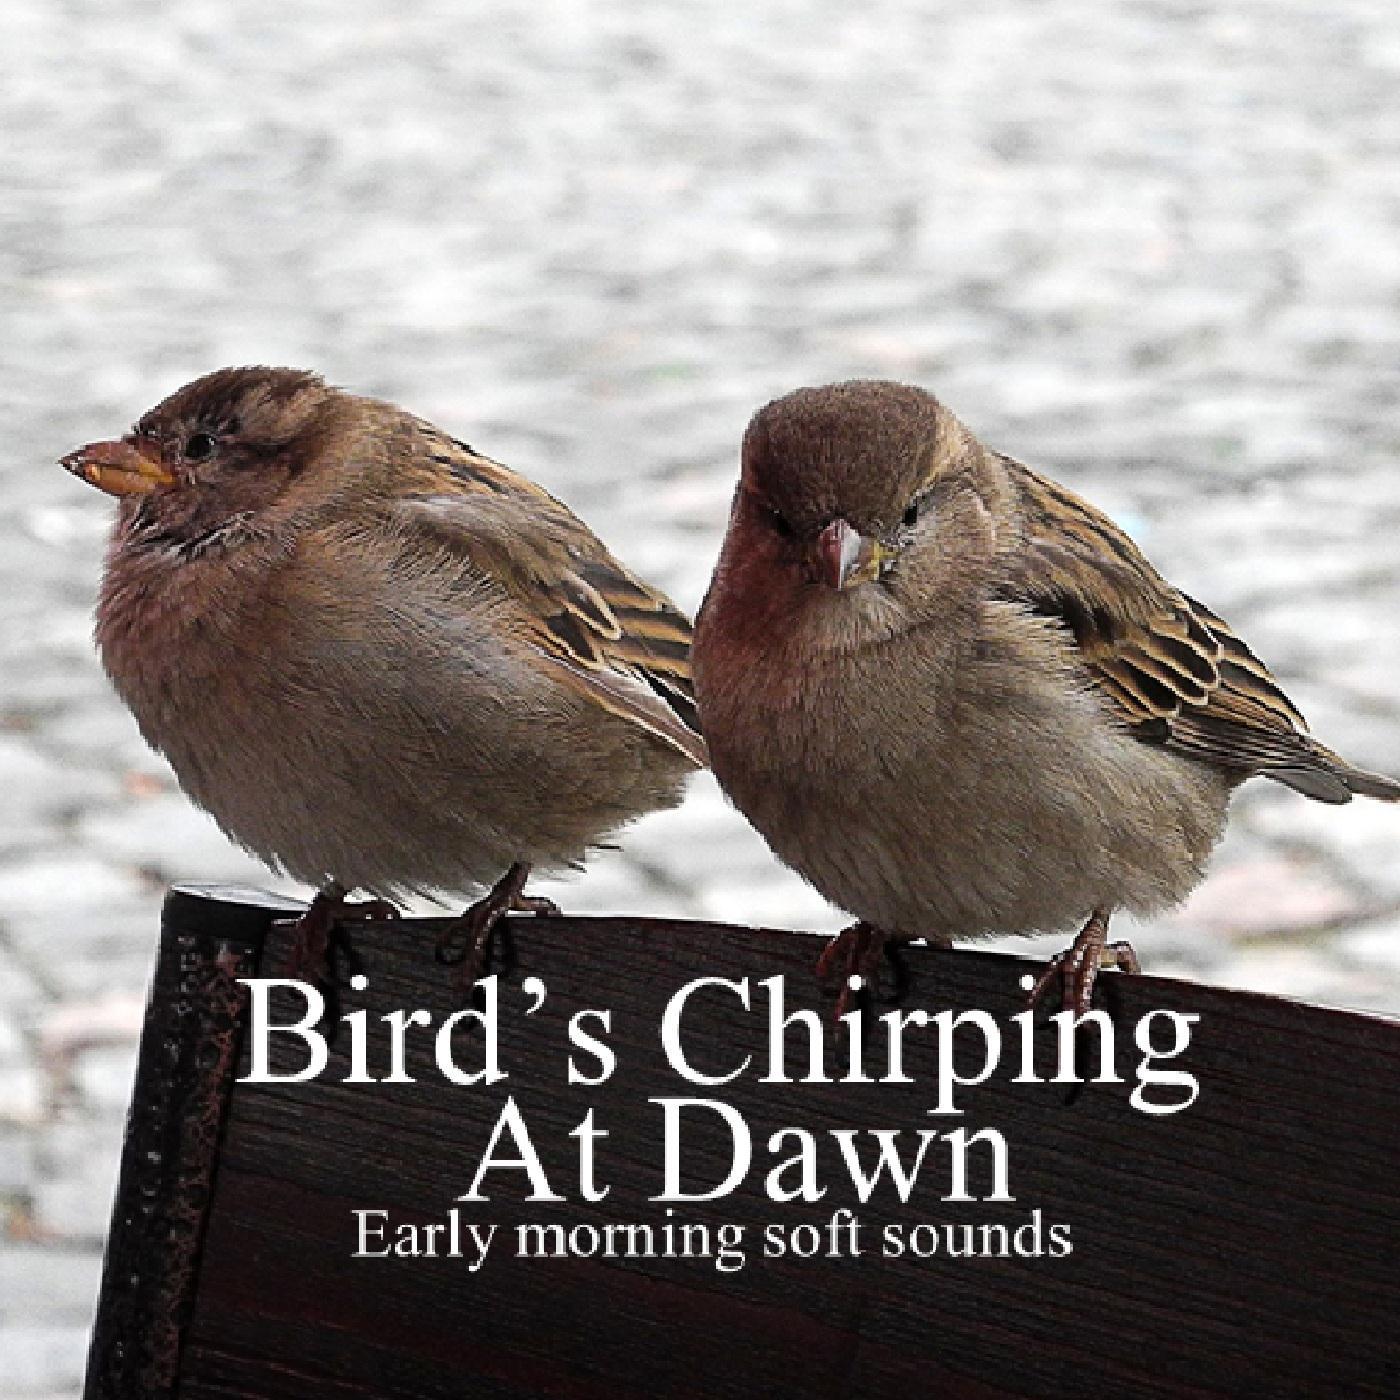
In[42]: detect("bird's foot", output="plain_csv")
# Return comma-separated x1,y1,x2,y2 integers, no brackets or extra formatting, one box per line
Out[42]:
435,862,558,1002
817,921,906,1020
1026,908,1140,1016
278,882,398,985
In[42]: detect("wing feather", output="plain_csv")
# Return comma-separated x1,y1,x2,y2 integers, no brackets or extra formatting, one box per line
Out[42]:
389,423,706,767
995,458,1379,800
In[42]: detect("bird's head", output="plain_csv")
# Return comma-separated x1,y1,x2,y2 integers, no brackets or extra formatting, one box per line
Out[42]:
731,380,986,607
61,366,348,550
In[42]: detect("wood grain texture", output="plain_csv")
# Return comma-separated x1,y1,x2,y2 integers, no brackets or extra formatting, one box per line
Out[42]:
83,886,300,1400
88,888,1400,1399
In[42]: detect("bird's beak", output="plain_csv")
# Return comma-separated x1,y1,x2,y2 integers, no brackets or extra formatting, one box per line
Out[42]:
60,438,176,497
814,517,890,590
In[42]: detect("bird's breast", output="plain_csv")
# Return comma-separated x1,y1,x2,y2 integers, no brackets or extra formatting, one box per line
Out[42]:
699,603,1231,937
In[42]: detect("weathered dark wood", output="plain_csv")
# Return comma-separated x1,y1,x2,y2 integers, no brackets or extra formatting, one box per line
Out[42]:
83,886,302,1399
87,887,1400,1399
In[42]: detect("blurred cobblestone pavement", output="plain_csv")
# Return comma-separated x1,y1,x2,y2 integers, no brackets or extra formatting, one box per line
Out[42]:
5,0,1400,1391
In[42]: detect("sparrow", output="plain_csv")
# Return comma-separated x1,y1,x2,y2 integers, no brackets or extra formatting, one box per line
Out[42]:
692,379,1400,1015
62,366,705,988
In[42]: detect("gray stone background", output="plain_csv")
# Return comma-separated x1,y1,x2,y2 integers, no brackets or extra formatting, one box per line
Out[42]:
4,0,1400,1393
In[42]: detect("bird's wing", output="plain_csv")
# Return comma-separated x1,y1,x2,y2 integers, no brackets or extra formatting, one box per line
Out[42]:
994,458,1357,803
389,420,706,767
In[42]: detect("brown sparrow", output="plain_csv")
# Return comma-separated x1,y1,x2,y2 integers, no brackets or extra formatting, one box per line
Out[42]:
62,366,705,986
692,380,1399,1014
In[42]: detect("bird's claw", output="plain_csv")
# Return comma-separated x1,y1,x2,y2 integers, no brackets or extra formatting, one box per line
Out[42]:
434,862,551,1003
1027,910,1139,1016
817,921,892,1020
277,885,398,984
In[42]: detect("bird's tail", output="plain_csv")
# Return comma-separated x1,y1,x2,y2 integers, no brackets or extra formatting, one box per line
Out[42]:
1275,741,1400,804
1336,764,1400,802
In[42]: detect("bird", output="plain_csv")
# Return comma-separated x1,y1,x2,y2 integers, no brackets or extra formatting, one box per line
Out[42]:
62,366,705,990
692,379,1400,1017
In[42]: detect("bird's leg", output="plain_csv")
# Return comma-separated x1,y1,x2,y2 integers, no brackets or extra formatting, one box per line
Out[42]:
1027,907,1141,1016
435,862,560,1000
278,881,398,983
816,921,897,1020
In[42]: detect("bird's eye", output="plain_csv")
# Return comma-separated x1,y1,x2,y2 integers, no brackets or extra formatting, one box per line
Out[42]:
902,500,920,528
767,506,796,539
183,432,216,462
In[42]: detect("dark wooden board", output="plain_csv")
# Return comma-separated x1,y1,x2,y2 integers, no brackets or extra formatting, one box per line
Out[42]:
86,887,1400,1399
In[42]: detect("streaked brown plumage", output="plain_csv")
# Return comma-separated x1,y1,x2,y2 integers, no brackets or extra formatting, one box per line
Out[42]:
998,467,1384,804
63,366,704,982
693,379,1399,1013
